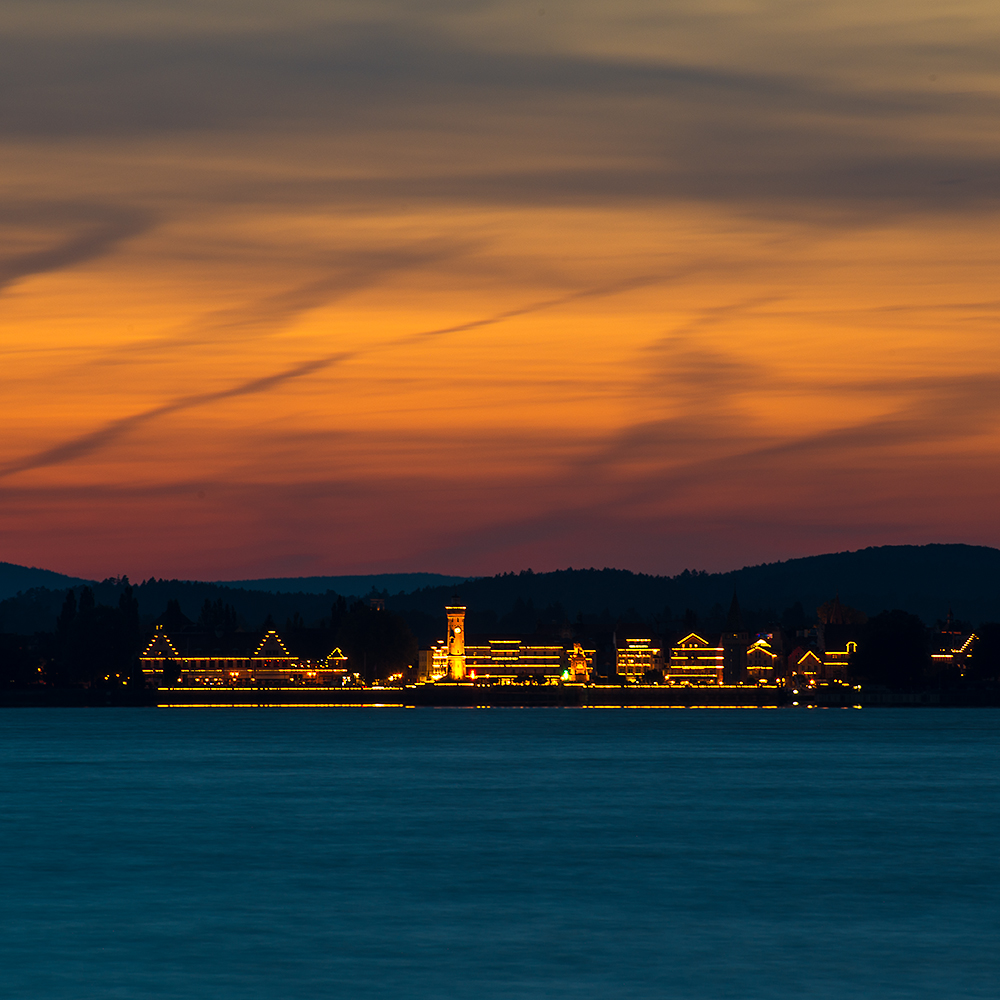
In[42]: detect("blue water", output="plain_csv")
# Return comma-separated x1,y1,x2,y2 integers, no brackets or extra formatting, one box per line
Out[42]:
1,708,999,999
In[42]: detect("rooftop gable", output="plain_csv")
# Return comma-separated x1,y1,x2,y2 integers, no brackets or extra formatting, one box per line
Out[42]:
254,630,293,658
675,632,710,647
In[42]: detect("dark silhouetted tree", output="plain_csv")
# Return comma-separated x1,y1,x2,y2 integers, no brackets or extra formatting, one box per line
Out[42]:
157,599,192,631
56,589,77,637
48,585,145,689
705,602,726,632
851,610,930,688
0,634,47,687
328,594,348,631
781,602,809,631
499,597,537,633
970,623,1000,683
198,598,239,634
161,660,185,686
336,605,417,683
118,584,143,686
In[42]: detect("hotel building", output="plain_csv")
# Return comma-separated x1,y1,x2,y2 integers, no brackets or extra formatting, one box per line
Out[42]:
141,625,350,687
417,605,596,683
616,637,664,680
666,633,724,684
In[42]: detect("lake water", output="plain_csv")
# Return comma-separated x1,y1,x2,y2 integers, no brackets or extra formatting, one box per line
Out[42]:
1,707,998,999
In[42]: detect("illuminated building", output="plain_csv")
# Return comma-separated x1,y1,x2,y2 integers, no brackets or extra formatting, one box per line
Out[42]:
466,637,571,681
667,633,724,684
446,604,467,679
567,642,591,682
417,641,449,682
788,647,823,684
746,639,780,681
931,633,978,674
419,605,596,683
616,638,663,680
140,624,350,687
822,641,856,679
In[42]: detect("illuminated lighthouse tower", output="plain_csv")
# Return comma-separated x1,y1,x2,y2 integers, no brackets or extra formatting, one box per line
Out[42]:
446,603,467,680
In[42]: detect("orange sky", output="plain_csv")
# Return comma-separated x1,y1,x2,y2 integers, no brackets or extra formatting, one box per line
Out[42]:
2,0,1000,580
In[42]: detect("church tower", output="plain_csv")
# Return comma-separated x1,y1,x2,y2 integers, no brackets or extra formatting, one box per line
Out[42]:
446,603,467,680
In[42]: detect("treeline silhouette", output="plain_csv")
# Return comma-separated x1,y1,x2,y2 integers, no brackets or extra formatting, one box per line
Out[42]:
843,610,1000,691
0,586,419,692
390,545,1000,628
3,588,999,698
5,545,1000,636
0,585,147,698
4,544,1000,697
160,593,416,684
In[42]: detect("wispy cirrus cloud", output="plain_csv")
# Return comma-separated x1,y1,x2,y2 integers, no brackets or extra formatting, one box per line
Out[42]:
0,354,353,480
0,203,153,294
3,0,1000,577
3,273,658,476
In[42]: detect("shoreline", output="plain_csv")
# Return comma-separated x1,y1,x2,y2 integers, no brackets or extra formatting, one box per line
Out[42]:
2,682,998,707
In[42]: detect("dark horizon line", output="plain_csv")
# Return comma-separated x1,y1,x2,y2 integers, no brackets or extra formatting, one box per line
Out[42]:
4,540,999,594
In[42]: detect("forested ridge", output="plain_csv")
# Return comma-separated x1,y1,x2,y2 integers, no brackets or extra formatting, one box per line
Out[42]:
4,544,1000,638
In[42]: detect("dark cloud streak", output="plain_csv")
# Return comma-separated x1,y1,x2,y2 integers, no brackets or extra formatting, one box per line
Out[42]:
89,240,472,363
2,27,998,215
0,353,354,480
2,274,653,476
398,274,664,345
0,205,153,293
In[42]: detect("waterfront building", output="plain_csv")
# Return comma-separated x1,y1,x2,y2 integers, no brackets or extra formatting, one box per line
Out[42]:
930,632,978,675
616,637,663,680
567,642,591,682
417,641,449,682
418,605,596,683
141,625,350,686
788,647,823,684
822,641,856,679
445,603,467,679
667,633,724,684
746,639,780,681
466,637,571,681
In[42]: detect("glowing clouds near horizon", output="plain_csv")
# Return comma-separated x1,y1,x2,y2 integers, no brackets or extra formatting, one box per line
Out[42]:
2,0,1000,579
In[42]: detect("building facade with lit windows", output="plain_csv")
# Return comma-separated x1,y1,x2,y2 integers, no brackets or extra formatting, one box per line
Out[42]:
616,638,664,680
930,632,978,674
746,639,780,681
666,633,724,684
417,604,596,683
788,647,823,684
822,641,856,679
141,625,350,687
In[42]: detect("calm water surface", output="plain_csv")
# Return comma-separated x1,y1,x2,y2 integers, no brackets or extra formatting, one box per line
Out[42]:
1,708,998,999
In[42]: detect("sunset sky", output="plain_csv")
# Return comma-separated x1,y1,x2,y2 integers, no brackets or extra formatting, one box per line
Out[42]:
2,0,1000,581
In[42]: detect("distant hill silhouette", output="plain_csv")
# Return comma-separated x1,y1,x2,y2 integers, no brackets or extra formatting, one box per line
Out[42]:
0,562,91,602
388,544,1000,631
218,572,470,595
0,579,360,635
1,544,999,636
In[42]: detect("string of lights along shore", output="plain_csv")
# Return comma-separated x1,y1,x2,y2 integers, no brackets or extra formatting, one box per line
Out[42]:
134,595,978,708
